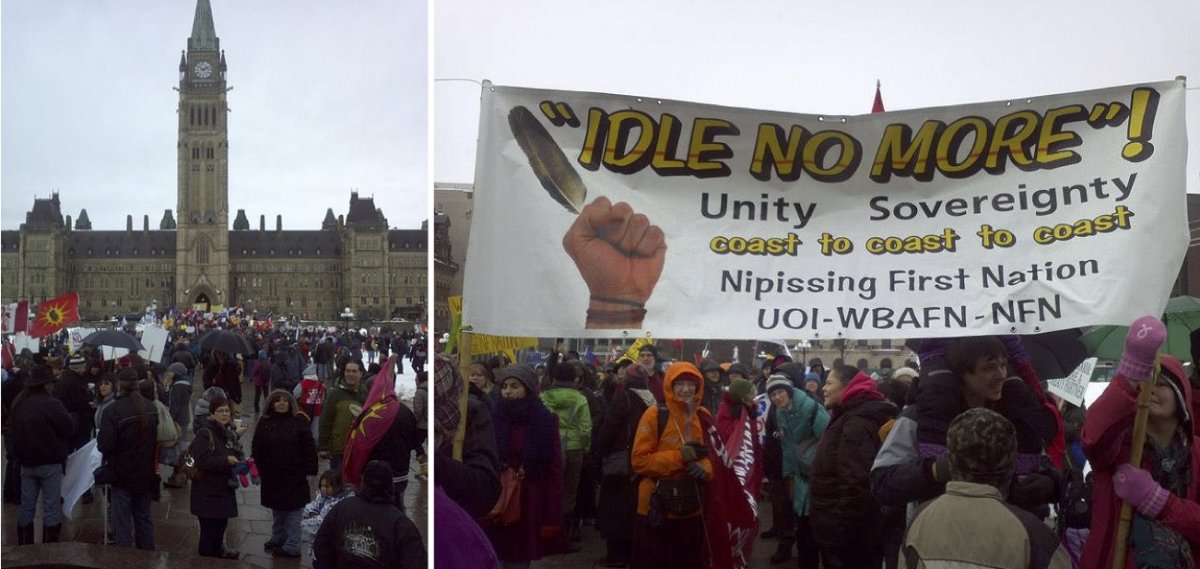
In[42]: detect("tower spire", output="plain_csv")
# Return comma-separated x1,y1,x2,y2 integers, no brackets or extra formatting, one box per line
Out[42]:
189,0,219,52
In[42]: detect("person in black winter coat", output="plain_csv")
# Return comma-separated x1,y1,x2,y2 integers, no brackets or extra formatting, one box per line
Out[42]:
594,363,654,567
190,395,248,559
433,354,501,518
54,360,94,452
252,389,318,558
315,460,426,568
97,368,160,550
7,365,73,545
366,388,424,512
809,365,898,569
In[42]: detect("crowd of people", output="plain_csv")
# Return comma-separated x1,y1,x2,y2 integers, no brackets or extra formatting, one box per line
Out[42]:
2,323,428,567
434,319,1200,569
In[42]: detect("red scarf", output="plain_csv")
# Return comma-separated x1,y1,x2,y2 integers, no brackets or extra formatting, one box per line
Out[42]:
701,411,758,569
342,355,399,487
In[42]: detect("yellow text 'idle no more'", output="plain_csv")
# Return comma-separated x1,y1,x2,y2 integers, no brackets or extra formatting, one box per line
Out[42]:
709,205,1134,257
573,88,1160,183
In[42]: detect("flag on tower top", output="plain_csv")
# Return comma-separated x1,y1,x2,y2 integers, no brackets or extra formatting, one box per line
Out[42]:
30,292,80,338
872,80,885,113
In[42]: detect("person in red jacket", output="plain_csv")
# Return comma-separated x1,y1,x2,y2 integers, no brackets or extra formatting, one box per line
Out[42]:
1082,316,1200,568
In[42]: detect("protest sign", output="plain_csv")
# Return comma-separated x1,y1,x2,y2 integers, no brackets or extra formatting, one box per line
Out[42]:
139,325,170,363
1048,357,1096,407
67,327,99,353
464,81,1187,339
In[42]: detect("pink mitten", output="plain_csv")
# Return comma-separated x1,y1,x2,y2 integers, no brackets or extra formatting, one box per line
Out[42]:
1113,463,1169,518
1118,316,1166,382
247,458,261,486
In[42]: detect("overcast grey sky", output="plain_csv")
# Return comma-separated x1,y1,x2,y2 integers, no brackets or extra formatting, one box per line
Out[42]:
2,0,427,232
434,0,1200,191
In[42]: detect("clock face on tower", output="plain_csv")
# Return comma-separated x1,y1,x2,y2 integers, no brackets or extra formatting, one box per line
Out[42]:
194,61,213,79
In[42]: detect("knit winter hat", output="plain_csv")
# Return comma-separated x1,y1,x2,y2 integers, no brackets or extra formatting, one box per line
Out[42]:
765,374,793,396
498,364,539,396
360,460,395,504
117,366,141,386
625,363,650,389
167,362,188,378
804,372,820,384
727,363,750,379
892,367,919,380
947,408,1017,482
728,378,756,401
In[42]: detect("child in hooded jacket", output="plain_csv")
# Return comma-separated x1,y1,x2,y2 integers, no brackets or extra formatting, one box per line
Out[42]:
301,469,355,569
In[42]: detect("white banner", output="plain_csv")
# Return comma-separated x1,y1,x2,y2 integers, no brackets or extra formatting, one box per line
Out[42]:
1048,357,1097,407
464,81,1188,339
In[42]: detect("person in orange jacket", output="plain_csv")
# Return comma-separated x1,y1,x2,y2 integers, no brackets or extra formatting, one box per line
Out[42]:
630,362,713,569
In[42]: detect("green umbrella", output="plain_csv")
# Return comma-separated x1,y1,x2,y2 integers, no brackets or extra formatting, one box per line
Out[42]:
1080,315,1194,360
1165,295,1200,330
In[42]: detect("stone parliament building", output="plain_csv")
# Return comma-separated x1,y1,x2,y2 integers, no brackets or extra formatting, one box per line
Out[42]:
1,0,426,323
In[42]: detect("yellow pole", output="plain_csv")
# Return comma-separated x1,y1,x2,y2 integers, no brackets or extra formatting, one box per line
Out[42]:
452,331,472,461
1112,366,1157,569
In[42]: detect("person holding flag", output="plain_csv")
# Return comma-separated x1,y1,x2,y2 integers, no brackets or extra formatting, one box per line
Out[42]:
342,355,422,512
1081,317,1200,568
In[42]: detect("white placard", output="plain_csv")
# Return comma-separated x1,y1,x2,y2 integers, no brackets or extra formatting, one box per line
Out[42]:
139,325,170,363
465,81,1188,339
67,328,99,353
1048,357,1097,407
11,332,39,354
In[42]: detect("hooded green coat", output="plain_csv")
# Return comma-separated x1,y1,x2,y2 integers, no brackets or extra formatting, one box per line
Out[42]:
540,385,592,452
776,387,830,516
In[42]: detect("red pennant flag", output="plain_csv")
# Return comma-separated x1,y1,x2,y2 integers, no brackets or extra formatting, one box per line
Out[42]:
872,80,886,113
701,411,758,569
29,292,80,338
342,355,400,487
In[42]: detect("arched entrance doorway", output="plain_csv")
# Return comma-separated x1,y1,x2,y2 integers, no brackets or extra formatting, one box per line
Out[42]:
194,293,211,313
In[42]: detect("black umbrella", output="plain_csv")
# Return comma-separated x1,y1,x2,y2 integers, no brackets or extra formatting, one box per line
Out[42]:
198,329,254,356
81,329,145,352
1022,328,1089,382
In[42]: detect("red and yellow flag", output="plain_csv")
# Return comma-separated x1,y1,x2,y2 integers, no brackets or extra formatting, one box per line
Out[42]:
30,292,80,338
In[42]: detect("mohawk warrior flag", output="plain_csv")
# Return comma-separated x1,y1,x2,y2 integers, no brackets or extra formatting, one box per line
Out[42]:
30,292,80,338
2,301,29,334
342,355,400,487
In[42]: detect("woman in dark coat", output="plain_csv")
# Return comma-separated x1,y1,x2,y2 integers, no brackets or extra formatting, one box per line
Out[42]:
484,364,565,569
190,395,246,559
204,351,242,405
809,364,898,569
251,389,318,558
594,363,654,567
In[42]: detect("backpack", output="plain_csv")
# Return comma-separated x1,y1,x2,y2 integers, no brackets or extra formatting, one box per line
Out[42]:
1058,450,1093,531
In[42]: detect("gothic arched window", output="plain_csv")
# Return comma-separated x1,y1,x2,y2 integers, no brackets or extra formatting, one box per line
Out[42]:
196,239,209,264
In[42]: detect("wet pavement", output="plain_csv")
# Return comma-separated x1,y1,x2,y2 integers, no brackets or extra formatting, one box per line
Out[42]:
1,379,427,568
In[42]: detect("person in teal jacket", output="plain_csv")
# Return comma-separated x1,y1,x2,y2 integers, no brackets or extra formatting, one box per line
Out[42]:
540,363,592,545
766,374,830,569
